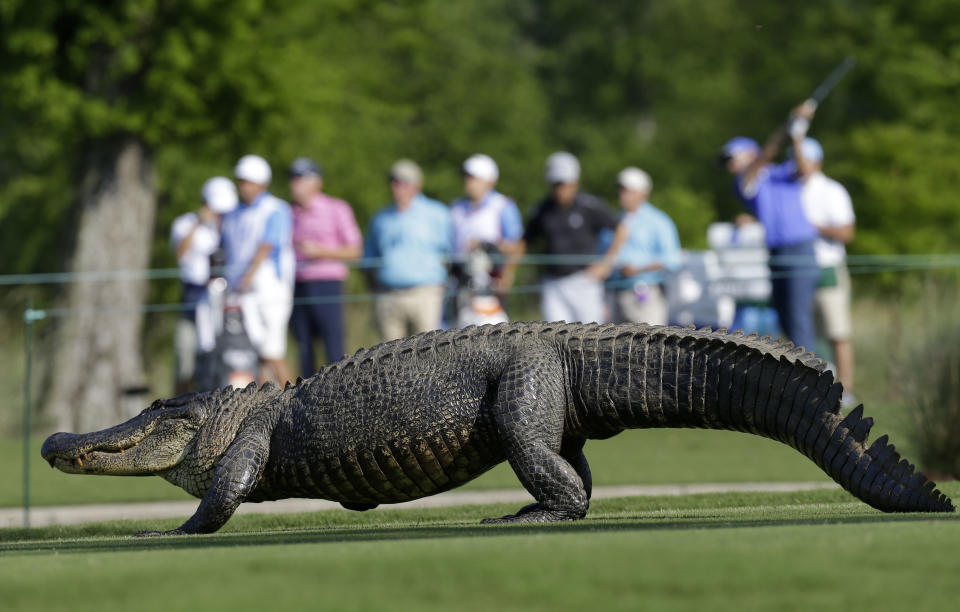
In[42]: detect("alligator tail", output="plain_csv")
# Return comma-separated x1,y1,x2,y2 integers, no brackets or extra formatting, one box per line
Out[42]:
709,334,954,513
561,323,954,513
807,401,954,512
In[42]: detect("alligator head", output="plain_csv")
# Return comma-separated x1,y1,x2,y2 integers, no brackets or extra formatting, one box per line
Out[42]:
41,392,216,477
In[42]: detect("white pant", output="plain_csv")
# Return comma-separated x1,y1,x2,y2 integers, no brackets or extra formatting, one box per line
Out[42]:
242,279,294,360
174,318,198,383
540,272,606,324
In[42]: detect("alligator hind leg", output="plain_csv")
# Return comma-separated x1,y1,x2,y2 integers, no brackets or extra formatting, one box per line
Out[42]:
496,437,592,520
482,351,589,524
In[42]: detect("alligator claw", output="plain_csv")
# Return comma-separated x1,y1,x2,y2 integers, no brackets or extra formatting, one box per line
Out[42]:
134,528,188,538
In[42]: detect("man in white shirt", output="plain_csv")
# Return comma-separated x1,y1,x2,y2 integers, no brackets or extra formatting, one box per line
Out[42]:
449,154,524,325
169,177,238,393
221,155,296,385
798,138,857,406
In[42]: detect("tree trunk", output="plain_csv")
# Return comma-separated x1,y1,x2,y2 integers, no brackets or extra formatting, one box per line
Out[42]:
44,137,156,433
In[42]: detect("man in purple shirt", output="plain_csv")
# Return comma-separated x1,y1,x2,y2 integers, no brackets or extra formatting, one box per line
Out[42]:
721,102,820,352
289,157,362,375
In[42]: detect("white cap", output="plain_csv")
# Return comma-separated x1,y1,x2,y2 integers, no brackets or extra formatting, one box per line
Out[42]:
617,167,652,193
462,154,499,182
545,151,580,184
234,154,272,185
389,159,423,185
201,177,239,214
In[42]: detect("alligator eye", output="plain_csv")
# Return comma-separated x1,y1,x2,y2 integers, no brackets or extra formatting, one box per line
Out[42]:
142,400,165,414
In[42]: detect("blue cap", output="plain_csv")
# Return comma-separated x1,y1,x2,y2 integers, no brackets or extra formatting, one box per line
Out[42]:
289,157,323,178
722,137,760,158
797,137,823,162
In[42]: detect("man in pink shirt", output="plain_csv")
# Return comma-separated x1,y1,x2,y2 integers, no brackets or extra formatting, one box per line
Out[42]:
289,157,362,375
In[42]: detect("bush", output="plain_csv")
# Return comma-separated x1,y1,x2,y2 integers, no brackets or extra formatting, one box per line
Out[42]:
901,307,960,479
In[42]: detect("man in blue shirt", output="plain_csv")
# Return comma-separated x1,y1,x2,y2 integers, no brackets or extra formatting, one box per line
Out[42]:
611,167,682,326
721,102,820,352
365,159,454,341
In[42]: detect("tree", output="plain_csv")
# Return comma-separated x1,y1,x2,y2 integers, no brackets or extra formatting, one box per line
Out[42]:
0,0,279,430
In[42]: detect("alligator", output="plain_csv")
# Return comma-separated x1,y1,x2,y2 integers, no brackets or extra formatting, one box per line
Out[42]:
41,321,954,536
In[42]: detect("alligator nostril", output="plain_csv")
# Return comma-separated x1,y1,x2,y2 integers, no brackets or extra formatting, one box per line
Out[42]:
41,432,69,459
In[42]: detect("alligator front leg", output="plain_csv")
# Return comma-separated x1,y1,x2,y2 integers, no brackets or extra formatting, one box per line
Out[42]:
482,351,589,524
136,422,271,536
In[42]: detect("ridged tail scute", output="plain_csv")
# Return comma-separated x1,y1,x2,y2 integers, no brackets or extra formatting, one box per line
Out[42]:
812,402,954,513
674,326,952,514
553,323,953,514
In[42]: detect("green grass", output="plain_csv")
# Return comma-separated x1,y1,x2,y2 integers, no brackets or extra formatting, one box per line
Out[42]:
2,486,959,611
1,427,838,507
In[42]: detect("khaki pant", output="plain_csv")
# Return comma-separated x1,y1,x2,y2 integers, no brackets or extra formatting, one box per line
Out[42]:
616,284,668,326
814,264,853,341
375,284,445,341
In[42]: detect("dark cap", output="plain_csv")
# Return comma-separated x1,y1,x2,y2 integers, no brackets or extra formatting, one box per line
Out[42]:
289,157,323,178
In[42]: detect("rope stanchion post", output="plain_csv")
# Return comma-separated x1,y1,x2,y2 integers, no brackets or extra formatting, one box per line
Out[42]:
22,296,41,529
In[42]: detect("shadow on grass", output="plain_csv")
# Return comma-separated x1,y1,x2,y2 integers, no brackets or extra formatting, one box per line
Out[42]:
2,510,957,556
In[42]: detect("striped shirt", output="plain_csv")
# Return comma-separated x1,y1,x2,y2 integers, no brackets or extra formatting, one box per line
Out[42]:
292,192,362,282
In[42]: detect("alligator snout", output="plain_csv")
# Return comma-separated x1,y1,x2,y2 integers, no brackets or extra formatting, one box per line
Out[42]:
41,432,76,462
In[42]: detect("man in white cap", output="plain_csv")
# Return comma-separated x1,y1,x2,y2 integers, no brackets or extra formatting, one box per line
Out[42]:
797,137,857,406
522,151,623,324
364,158,453,341
220,154,295,385
610,167,681,326
450,154,524,292
169,177,238,393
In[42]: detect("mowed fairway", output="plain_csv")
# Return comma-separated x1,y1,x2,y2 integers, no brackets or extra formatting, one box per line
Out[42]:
2,486,958,611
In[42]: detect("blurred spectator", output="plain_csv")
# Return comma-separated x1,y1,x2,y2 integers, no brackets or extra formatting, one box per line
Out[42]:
523,151,623,324
720,102,820,352
450,154,523,325
169,177,237,394
708,214,780,337
364,159,453,341
288,157,362,375
798,137,857,404
610,167,681,326
221,154,295,385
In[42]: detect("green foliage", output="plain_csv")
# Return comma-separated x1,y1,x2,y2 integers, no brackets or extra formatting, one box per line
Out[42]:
0,0,273,275
899,296,960,479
